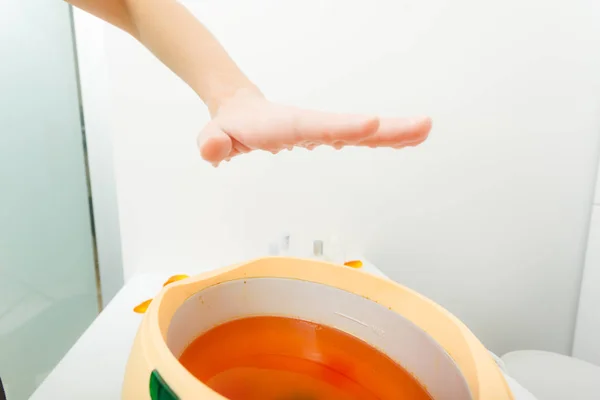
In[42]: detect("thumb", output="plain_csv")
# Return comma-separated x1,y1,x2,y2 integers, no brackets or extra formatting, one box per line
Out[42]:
197,122,233,165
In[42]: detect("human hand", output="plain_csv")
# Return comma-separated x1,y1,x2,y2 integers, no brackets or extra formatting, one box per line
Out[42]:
197,89,432,166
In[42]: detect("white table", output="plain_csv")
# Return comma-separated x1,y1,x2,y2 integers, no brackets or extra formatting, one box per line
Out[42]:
30,272,164,400
31,261,535,399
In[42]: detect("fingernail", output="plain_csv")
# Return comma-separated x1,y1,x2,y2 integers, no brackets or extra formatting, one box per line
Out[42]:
410,116,430,125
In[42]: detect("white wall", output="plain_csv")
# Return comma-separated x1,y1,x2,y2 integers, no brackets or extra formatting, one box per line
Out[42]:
573,161,600,366
83,0,600,356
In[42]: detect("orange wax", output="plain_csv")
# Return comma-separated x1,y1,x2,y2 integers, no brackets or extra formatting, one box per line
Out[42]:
178,316,431,400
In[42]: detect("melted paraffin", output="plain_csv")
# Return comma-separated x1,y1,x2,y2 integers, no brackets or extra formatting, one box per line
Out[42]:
178,316,432,400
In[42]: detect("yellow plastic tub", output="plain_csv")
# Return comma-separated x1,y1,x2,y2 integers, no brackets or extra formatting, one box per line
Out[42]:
122,257,513,399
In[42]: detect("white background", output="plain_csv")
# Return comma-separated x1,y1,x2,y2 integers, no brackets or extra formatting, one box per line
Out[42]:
78,0,600,357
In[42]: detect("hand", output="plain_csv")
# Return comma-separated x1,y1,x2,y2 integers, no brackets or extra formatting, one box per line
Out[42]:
197,89,432,166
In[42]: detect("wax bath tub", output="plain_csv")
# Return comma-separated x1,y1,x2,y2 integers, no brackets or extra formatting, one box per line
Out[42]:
122,257,513,400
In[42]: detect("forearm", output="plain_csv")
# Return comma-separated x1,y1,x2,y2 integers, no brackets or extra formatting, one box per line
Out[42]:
66,0,258,115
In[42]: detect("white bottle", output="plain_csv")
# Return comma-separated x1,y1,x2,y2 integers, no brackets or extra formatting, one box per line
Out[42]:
313,240,325,260
280,233,291,256
268,242,280,256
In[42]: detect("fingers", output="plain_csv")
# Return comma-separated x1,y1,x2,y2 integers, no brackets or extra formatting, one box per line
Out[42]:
223,148,241,162
197,122,233,165
357,116,432,148
231,137,252,154
293,109,380,144
199,112,432,166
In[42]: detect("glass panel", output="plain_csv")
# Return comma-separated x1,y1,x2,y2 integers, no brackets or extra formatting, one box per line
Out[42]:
0,2,100,399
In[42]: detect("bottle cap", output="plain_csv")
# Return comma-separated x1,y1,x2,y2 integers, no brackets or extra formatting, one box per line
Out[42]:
281,233,290,251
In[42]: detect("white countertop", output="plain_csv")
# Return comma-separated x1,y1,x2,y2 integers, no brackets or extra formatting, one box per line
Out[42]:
31,261,535,399
30,272,165,400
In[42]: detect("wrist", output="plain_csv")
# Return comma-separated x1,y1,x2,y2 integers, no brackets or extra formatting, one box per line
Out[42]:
203,79,263,118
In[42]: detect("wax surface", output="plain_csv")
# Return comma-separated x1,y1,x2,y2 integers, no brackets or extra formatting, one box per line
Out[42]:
178,316,432,399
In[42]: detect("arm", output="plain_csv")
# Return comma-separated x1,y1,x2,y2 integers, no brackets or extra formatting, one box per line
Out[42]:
67,0,257,116
66,0,431,165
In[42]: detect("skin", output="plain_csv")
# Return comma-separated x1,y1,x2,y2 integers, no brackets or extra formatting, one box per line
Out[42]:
66,0,432,166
